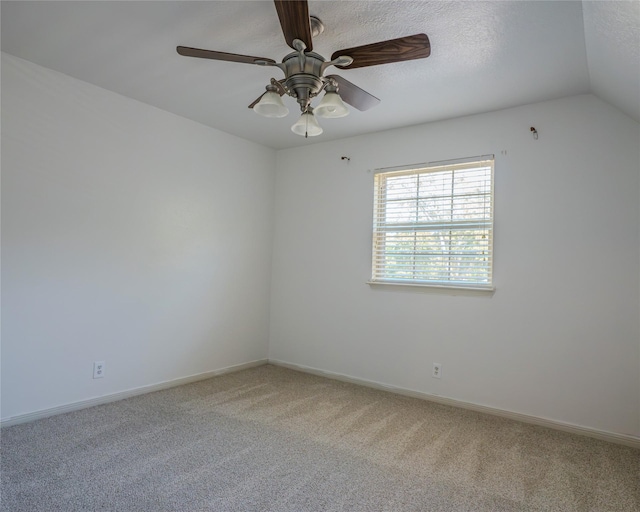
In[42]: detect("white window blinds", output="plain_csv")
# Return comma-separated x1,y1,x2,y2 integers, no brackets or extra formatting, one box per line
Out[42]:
371,157,494,289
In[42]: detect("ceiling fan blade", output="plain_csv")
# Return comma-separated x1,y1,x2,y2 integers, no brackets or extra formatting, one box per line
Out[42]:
331,34,430,69
177,46,276,65
326,75,380,111
274,0,313,51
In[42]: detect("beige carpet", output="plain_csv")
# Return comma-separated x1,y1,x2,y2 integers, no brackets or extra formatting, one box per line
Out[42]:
2,364,638,511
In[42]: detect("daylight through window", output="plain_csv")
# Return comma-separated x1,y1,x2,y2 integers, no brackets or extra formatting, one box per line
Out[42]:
371,157,494,289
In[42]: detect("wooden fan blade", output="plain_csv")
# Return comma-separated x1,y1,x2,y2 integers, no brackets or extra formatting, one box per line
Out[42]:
326,75,380,111
177,46,276,65
331,34,430,69
273,0,313,51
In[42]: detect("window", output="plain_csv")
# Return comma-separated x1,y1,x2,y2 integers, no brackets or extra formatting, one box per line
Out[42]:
371,156,494,289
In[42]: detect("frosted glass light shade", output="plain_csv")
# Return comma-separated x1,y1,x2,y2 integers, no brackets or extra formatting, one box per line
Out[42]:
253,91,289,118
291,112,323,137
315,92,349,118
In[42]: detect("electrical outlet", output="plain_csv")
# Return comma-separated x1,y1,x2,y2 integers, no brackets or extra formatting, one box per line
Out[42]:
432,362,442,379
93,361,105,379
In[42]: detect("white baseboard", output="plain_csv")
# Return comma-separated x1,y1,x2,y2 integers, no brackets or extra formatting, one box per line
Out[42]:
269,359,640,449
0,359,268,428
5,357,638,449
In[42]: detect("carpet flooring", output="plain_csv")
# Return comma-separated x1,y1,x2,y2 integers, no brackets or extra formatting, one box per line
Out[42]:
1,364,638,511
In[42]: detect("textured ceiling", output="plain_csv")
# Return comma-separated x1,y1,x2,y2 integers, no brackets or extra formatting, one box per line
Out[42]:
1,1,638,149
582,1,640,124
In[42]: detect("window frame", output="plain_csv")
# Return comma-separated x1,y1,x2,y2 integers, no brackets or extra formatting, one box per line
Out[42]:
369,156,495,291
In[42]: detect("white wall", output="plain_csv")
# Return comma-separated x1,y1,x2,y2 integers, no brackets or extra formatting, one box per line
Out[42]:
270,94,640,437
1,53,276,420
3,51,639,439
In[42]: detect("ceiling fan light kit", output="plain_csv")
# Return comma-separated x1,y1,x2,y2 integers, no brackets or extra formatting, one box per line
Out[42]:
253,86,289,118
314,85,349,119
177,0,431,138
291,110,323,137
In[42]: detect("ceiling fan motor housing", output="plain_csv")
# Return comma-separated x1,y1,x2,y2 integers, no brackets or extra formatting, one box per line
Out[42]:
281,51,326,110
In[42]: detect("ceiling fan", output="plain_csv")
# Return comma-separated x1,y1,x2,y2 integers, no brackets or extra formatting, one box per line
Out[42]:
177,0,431,137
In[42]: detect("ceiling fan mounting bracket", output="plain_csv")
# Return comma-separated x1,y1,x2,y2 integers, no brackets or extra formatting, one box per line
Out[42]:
309,16,324,38
292,39,307,52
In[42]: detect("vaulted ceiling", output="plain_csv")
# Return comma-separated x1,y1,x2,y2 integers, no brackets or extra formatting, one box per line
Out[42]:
2,1,638,150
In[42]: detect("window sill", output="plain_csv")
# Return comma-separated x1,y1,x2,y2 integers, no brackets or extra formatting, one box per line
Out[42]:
366,281,495,296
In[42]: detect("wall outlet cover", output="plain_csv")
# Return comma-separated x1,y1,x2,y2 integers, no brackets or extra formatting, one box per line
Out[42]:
93,361,105,379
